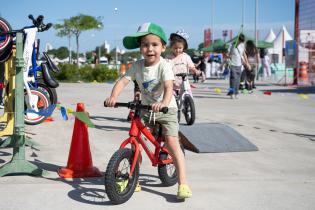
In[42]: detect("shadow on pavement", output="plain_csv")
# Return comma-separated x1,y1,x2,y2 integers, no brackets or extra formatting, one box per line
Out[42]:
262,86,315,94
30,160,182,205
31,159,111,206
139,173,184,203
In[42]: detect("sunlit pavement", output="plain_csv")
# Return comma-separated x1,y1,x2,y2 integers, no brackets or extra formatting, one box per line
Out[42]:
1,79,315,210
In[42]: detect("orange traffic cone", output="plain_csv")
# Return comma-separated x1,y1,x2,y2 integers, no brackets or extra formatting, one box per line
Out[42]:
58,103,102,178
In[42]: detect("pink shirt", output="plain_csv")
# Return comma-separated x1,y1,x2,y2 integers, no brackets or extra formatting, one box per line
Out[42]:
166,52,195,89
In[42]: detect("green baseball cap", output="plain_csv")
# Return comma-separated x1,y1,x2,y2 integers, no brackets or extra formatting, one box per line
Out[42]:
123,22,167,49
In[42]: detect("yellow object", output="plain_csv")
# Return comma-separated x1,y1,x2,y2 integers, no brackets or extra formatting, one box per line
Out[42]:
298,94,309,99
134,182,141,192
214,88,222,93
177,184,192,199
0,50,16,137
67,108,74,114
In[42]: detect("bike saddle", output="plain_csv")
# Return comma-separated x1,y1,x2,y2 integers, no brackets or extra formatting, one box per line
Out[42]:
42,52,60,73
41,62,59,88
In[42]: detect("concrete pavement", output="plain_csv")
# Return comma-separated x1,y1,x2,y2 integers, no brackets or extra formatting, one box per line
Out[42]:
1,79,315,210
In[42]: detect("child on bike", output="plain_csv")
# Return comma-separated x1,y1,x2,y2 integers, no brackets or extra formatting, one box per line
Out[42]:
166,30,200,90
105,22,192,199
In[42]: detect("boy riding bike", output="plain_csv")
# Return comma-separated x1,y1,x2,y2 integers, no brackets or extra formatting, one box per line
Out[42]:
104,22,192,200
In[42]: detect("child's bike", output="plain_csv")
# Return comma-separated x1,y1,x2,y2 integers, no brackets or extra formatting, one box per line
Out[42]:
104,101,183,204
174,73,196,125
0,15,58,125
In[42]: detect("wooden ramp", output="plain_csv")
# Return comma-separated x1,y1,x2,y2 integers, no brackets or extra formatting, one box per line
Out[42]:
179,123,258,153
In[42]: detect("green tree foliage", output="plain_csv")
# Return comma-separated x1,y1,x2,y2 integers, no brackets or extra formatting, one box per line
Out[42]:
54,19,73,63
54,64,118,82
47,47,69,60
54,14,103,67
68,14,103,67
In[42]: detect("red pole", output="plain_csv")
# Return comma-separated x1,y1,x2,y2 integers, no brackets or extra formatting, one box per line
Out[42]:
293,0,299,85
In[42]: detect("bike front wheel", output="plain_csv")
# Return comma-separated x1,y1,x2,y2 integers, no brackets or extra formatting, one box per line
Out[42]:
0,17,12,54
182,95,196,125
105,148,139,205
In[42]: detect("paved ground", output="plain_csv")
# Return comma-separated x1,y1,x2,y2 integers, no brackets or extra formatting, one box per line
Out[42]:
1,79,315,210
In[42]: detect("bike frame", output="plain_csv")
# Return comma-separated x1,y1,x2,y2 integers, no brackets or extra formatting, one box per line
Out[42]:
119,112,173,177
175,74,193,109
27,39,42,89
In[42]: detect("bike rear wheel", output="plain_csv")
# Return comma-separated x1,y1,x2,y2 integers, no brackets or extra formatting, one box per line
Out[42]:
157,145,185,187
105,148,139,205
183,95,195,125
38,83,58,104
24,88,51,125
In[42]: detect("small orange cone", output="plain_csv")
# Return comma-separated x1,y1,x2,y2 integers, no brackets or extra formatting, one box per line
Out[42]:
44,116,54,122
58,103,102,178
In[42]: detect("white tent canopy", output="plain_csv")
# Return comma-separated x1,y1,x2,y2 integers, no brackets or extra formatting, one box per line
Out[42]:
270,26,293,63
264,28,276,43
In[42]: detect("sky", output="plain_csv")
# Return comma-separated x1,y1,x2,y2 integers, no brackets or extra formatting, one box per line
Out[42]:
1,0,295,53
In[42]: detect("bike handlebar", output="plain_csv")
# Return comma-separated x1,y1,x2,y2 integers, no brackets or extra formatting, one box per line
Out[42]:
175,73,189,79
104,101,168,114
0,14,52,36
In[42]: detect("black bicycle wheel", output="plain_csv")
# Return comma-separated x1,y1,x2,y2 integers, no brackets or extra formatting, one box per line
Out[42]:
157,145,185,187
24,88,51,125
183,95,195,125
0,41,13,63
38,83,58,104
0,17,12,54
105,148,139,205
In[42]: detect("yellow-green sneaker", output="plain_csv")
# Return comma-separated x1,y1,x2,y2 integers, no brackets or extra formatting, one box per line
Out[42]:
177,184,192,199
116,180,128,193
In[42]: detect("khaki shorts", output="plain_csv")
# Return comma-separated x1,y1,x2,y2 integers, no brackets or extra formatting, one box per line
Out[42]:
141,108,179,137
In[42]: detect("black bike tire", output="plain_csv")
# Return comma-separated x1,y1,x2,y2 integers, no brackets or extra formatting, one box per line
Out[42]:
0,41,13,63
105,148,139,205
38,83,58,104
24,88,51,125
0,17,12,54
157,144,185,187
183,95,196,125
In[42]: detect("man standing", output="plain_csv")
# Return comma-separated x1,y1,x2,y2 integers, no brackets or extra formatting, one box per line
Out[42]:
227,33,250,99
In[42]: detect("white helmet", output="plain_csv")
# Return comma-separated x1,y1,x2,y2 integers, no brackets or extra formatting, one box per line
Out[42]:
170,29,189,41
170,29,189,49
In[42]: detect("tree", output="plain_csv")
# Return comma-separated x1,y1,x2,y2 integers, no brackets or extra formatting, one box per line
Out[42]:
54,19,73,63
47,47,69,60
68,14,103,67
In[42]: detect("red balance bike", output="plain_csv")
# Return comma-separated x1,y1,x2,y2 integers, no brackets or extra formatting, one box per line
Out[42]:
104,101,183,204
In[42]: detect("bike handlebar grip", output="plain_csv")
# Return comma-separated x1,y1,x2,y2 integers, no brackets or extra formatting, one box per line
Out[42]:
36,15,44,26
28,14,35,21
115,102,129,107
44,23,52,31
161,107,168,114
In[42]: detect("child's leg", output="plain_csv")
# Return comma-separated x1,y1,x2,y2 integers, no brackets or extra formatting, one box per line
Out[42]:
164,135,187,185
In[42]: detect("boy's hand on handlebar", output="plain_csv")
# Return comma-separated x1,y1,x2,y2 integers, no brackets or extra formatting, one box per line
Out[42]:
151,102,166,113
104,97,117,107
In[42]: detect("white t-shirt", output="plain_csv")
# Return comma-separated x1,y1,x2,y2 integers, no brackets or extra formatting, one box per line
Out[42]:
229,42,245,66
124,58,177,108
166,52,195,89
